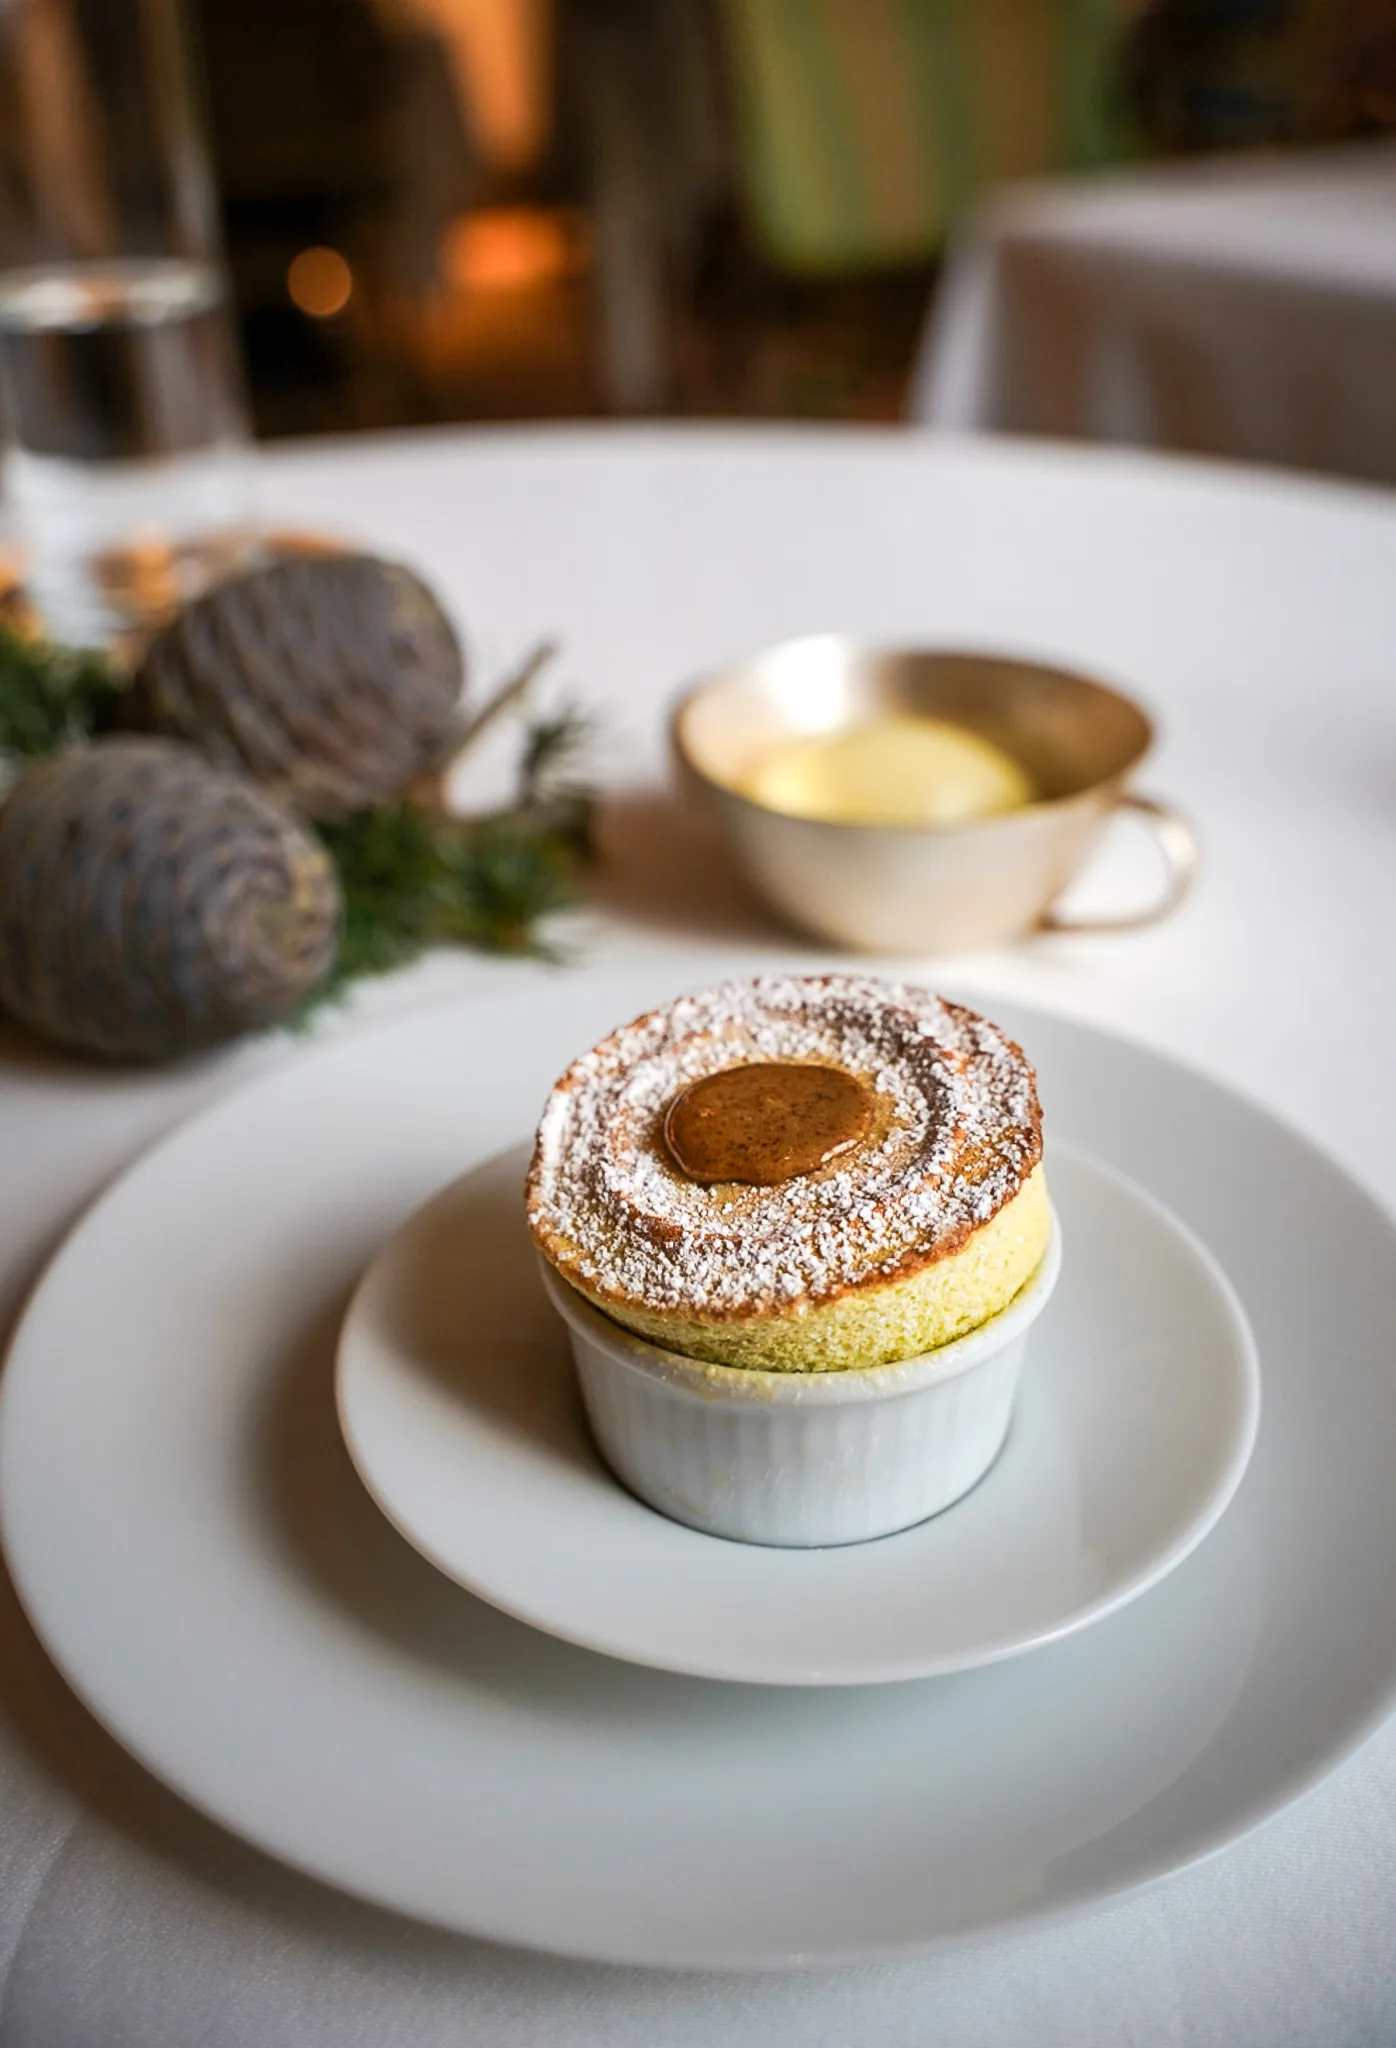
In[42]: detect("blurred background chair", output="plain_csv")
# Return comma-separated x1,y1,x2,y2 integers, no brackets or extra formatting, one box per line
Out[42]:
180,0,1396,453
195,0,478,432
567,0,1130,411
718,0,1124,273
189,0,1135,428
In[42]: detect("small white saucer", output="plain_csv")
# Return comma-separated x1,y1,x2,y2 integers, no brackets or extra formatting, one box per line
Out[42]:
336,1139,1259,1687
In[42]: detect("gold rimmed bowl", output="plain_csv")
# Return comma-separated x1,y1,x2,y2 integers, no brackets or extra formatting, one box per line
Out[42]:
672,637,1197,955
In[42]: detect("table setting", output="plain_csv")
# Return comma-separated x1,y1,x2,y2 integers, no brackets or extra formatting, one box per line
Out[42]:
0,417,1394,2045
4,0,1396,2030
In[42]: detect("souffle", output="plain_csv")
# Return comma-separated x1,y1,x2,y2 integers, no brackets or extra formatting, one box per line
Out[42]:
525,975,1048,1372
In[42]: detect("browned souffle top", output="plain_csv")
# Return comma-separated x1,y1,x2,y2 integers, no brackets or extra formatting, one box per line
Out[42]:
525,976,1043,1321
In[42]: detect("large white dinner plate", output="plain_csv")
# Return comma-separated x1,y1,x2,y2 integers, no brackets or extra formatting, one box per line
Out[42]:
336,1142,1258,1686
4,968,1396,1968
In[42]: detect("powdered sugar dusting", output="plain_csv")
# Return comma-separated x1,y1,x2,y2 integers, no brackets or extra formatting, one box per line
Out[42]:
526,976,1042,1319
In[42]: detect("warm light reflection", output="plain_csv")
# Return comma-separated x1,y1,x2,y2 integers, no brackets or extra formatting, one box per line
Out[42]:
403,0,550,170
443,208,589,293
288,247,353,318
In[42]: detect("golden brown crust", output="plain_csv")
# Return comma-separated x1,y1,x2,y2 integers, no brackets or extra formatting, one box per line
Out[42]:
525,976,1042,1326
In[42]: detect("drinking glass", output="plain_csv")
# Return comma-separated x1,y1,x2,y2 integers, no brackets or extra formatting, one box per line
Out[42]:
0,0,252,646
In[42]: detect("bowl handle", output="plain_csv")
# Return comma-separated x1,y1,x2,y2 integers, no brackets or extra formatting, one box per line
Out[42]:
1040,793,1199,936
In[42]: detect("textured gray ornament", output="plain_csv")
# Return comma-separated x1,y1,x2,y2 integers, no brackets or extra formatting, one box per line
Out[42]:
0,739,342,1060
129,552,465,818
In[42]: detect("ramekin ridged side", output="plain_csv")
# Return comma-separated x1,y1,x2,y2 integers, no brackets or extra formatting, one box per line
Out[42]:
538,1217,1060,1548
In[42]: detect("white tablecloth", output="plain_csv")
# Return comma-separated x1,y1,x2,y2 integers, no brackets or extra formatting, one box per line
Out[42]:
3,426,1396,2045
911,144,1396,486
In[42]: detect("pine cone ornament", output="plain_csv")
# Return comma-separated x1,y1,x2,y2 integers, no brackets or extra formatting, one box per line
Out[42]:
129,553,464,818
0,739,342,1060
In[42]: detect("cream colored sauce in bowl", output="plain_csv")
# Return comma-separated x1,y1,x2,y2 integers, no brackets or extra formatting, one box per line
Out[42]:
741,715,1033,827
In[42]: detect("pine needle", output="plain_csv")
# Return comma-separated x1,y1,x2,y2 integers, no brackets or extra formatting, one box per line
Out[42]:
0,624,125,760
315,791,587,1001
520,700,593,796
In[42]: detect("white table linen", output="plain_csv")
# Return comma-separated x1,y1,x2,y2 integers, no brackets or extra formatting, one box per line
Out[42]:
911,144,1396,486
2,426,1396,2045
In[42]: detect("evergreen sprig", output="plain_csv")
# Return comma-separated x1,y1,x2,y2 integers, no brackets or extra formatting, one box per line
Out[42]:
318,798,581,993
0,623,125,759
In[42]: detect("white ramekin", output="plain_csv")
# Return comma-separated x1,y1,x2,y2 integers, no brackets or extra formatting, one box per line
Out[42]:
538,1216,1061,1548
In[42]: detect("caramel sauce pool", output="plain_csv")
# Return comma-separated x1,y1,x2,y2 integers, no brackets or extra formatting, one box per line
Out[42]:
663,1062,872,1186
